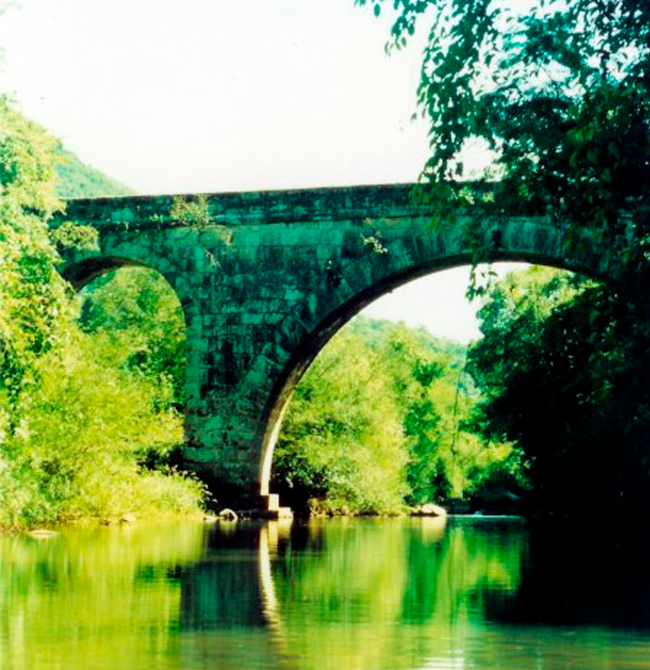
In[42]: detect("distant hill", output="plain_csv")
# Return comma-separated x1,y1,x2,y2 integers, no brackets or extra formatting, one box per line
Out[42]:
349,314,480,396
350,314,468,359
55,147,134,199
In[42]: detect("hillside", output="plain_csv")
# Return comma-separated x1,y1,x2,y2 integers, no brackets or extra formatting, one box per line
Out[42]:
349,314,479,398
349,314,468,362
55,147,134,199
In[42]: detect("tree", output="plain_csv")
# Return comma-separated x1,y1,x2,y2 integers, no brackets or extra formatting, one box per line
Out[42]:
0,101,204,527
0,96,70,431
468,266,584,399
79,268,186,408
273,325,410,514
357,0,650,280
273,316,519,512
468,266,650,517
357,0,650,518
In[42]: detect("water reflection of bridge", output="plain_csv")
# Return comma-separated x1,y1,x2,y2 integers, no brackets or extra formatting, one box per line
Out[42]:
5,519,647,668
179,521,295,668
179,522,290,629
178,518,457,669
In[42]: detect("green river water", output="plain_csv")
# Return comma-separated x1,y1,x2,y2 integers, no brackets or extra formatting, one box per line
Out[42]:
2,516,650,669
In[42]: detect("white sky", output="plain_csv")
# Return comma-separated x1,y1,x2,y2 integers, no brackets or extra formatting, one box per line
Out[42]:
0,0,525,343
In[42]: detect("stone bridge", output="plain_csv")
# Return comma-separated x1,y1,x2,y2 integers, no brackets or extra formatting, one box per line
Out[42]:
53,184,613,507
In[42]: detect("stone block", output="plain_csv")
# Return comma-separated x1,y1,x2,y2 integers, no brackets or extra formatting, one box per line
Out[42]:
257,494,280,511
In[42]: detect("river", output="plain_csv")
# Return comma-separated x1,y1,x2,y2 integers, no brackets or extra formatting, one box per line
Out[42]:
2,516,650,669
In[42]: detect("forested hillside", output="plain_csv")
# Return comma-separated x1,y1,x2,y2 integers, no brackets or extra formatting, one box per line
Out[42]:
55,147,133,199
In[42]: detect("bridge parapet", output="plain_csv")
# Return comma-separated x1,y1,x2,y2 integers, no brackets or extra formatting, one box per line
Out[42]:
60,183,429,229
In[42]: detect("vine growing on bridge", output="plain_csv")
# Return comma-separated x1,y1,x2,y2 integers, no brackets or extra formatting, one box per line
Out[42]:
171,194,232,246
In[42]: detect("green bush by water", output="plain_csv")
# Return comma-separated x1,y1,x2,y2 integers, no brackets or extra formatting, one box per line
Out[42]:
0,100,204,529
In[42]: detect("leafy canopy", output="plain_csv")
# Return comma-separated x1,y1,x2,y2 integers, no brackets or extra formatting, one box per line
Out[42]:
358,0,650,264
274,317,519,513
0,96,70,421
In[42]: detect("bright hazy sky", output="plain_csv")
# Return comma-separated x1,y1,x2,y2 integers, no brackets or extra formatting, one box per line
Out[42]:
0,0,524,343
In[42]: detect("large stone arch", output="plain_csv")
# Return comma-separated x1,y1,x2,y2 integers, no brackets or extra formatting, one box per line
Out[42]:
250,215,611,497
54,186,616,507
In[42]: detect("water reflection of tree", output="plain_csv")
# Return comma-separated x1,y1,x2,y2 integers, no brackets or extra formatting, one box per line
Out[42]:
0,519,531,670
481,522,650,631
271,518,525,670
0,523,204,670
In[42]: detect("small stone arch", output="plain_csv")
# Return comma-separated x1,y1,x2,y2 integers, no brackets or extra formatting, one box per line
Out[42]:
61,255,148,290
58,250,193,340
